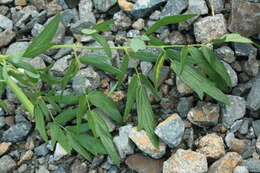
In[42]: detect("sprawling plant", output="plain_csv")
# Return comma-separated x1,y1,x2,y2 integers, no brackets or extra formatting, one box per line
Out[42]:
0,14,259,166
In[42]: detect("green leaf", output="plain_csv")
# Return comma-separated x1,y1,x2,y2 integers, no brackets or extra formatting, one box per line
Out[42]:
79,54,122,76
153,52,165,89
117,54,129,86
148,35,168,46
123,75,138,121
66,123,90,134
128,51,158,62
50,94,80,105
81,29,97,35
91,33,112,58
136,85,159,148
34,105,48,142
50,123,71,152
171,61,230,104
76,95,87,134
92,19,116,32
211,33,254,44
129,38,146,52
23,15,60,58
86,110,97,137
179,46,189,75
139,74,160,100
55,107,78,124
145,14,197,35
88,91,122,123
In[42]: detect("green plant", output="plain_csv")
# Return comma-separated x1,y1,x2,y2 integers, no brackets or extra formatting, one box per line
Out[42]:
0,14,259,166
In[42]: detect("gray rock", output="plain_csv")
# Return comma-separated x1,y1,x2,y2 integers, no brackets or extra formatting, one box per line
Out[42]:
140,61,153,76
53,143,68,161
155,113,185,148
148,66,170,88
132,18,145,30
23,56,46,69
230,120,243,133
221,95,246,128
130,0,166,18
31,23,44,37
228,0,260,37
126,29,140,38
36,166,50,173
72,67,100,94
241,159,260,173
0,116,5,128
188,0,208,15
252,120,260,136
34,143,49,156
244,58,259,77
160,0,188,18
176,77,193,95
79,0,96,24
233,166,249,173
112,11,132,31
18,164,28,173
177,96,193,118
194,14,227,43
239,118,251,135
0,155,16,173
256,135,260,154
61,9,77,28
222,61,238,87
113,124,134,159
149,10,161,20
0,5,8,16
0,0,12,4
215,46,236,64
53,36,74,60
93,0,117,12
0,29,16,48
51,55,71,75
2,122,32,142
5,42,29,55
247,73,260,111
233,43,257,58
70,20,94,34
207,0,224,13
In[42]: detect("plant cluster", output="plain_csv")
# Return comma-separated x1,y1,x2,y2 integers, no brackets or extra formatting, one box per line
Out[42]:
0,14,259,166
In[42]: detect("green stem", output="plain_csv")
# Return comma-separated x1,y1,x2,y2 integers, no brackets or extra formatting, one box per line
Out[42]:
5,77,34,116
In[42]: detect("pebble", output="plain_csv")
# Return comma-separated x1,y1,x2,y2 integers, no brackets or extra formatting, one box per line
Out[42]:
18,150,33,164
233,166,249,173
188,0,208,15
118,0,134,11
177,96,193,118
78,0,96,24
155,113,185,148
51,55,71,75
112,11,132,31
140,61,153,76
215,46,236,63
163,149,208,173
36,166,50,173
194,14,227,43
241,158,260,173
5,42,29,55
70,159,88,173
160,0,188,18
247,73,260,111
2,122,32,142
53,143,68,161
15,0,27,6
252,120,260,137
233,43,257,58
0,142,11,156
221,95,246,128
31,23,44,37
196,133,225,159
239,118,251,135
129,127,166,159
222,61,238,87
149,10,161,20
207,0,224,13
0,0,12,4
34,143,49,156
0,116,4,128
0,155,16,173
132,18,145,30
0,29,16,48
188,102,220,127
208,152,242,173
256,135,260,154
176,77,193,95
125,154,163,173
92,0,116,12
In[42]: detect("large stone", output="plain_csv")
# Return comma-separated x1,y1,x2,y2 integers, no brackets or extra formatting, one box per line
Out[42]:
160,0,188,18
0,29,16,48
5,42,29,55
194,14,227,43
0,155,16,173
78,0,96,24
221,95,246,128
51,55,71,75
208,152,242,173
241,159,260,173
188,0,208,15
247,73,260,111
163,149,208,173
2,123,32,142
196,133,225,159
93,0,117,12
228,0,260,37
177,96,194,118
155,113,185,148
129,127,166,159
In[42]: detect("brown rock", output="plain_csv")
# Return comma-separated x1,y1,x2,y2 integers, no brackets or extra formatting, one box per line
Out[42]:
125,154,163,173
197,133,225,159
163,149,208,173
176,77,193,95
0,29,16,48
118,0,133,11
228,0,260,37
15,0,27,6
18,150,33,164
208,152,242,173
0,142,11,156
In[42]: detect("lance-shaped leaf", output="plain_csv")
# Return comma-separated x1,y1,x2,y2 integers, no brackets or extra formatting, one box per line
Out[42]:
139,74,160,100
92,19,116,32
153,52,165,89
76,95,87,134
211,33,254,45
23,15,60,58
34,104,48,142
117,54,129,86
66,123,90,134
55,107,78,124
50,123,71,152
179,46,189,75
49,94,80,105
128,51,158,62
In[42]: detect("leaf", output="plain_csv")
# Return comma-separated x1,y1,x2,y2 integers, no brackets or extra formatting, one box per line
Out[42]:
50,94,80,105
66,123,90,134
129,38,146,52
23,15,60,58
88,91,122,123
211,33,254,44
92,19,116,32
91,33,112,58
86,110,97,137
76,95,87,134
136,85,159,148
34,105,48,142
117,54,129,86
153,52,165,89
123,75,138,121
67,131,92,161
81,29,97,35
139,74,160,100
79,54,122,76
50,123,71,152
145,14,197,35
128,51,158,62
171,61,230,104
55,107,78,124
148,35,168,46
179,46,189,75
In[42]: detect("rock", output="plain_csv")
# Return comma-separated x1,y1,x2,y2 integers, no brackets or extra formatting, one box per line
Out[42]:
233,43,257,58
53,143,68,161
51,55,71,75
15,0,27,6
118,0,134,11
93,0,117,12
208,152,242,173
239,118,251,135
132,18,145,30
160,0,188,18
129,127,166,159
2,123,32,142
29,0,46,9
194,14,227,43
130,0,166,18
113,124,134,159
125,154,163,173
36,166,50,173
0,155,16,173
149,10,161,20
31,23,44,37
247,73,260,111
112,11,132,31
149,66,170,87
127,29,140,38
53,36,73,60
244,58,259,77
79,0,96,24
46,0,62,16
228,0,260,37
34,143,49,156
18,150,33,164
155,113,185,148
196,133,225,159
221,95,246,128
256,135,260,154
188,102,220,127
24,56,46,69
177,96,194,118
233,166,249,173
70,159,88,173
0,142,11,156
163,149,208,173
176,77,193,95
0,116,4,128
241,158,260,173
70,20,94,34
140,61,153,76
72,67,100,94
0,29,16,48
18,164,28,173
188,0,208,15
0,0,12,4
252,120,260,137
207,0,224,13
5,42,29,55
169,31,187,45
222,61,238,87
215,46,236,63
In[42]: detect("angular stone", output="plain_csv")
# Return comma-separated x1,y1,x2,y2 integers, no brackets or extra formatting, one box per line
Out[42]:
0,15,12,31
132,18,145,30
0,142,11,156
0,155,16,173
256,135,260,154
34,143,49,156
207,0,224,13
2,123,32,142
241,158,260,173
0,29,16,48
188,0,208,15
247,73,260,111
93,0,117,12
221,95,246,128
51,55,71,75
163,149,208,173
208,152,242,173
155,113,185,148
0,0,13,4
188,102,220,127
160,0,188,18
215,46,236,64
79,0,96,24
222,61,238,87
233,166,249,173
194,14,227,43
112,11,132,31
125,154,163,173
177,96,194,118
197,133,225,159
53,143,68,161
176,77,193,95
5,42,29,55
252,120,260,137
0,116,4,128
129,127,166,159
118,0,134,11
228,0,260,37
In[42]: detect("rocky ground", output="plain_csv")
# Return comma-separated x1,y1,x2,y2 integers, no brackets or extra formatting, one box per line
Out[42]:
0,0,260,172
